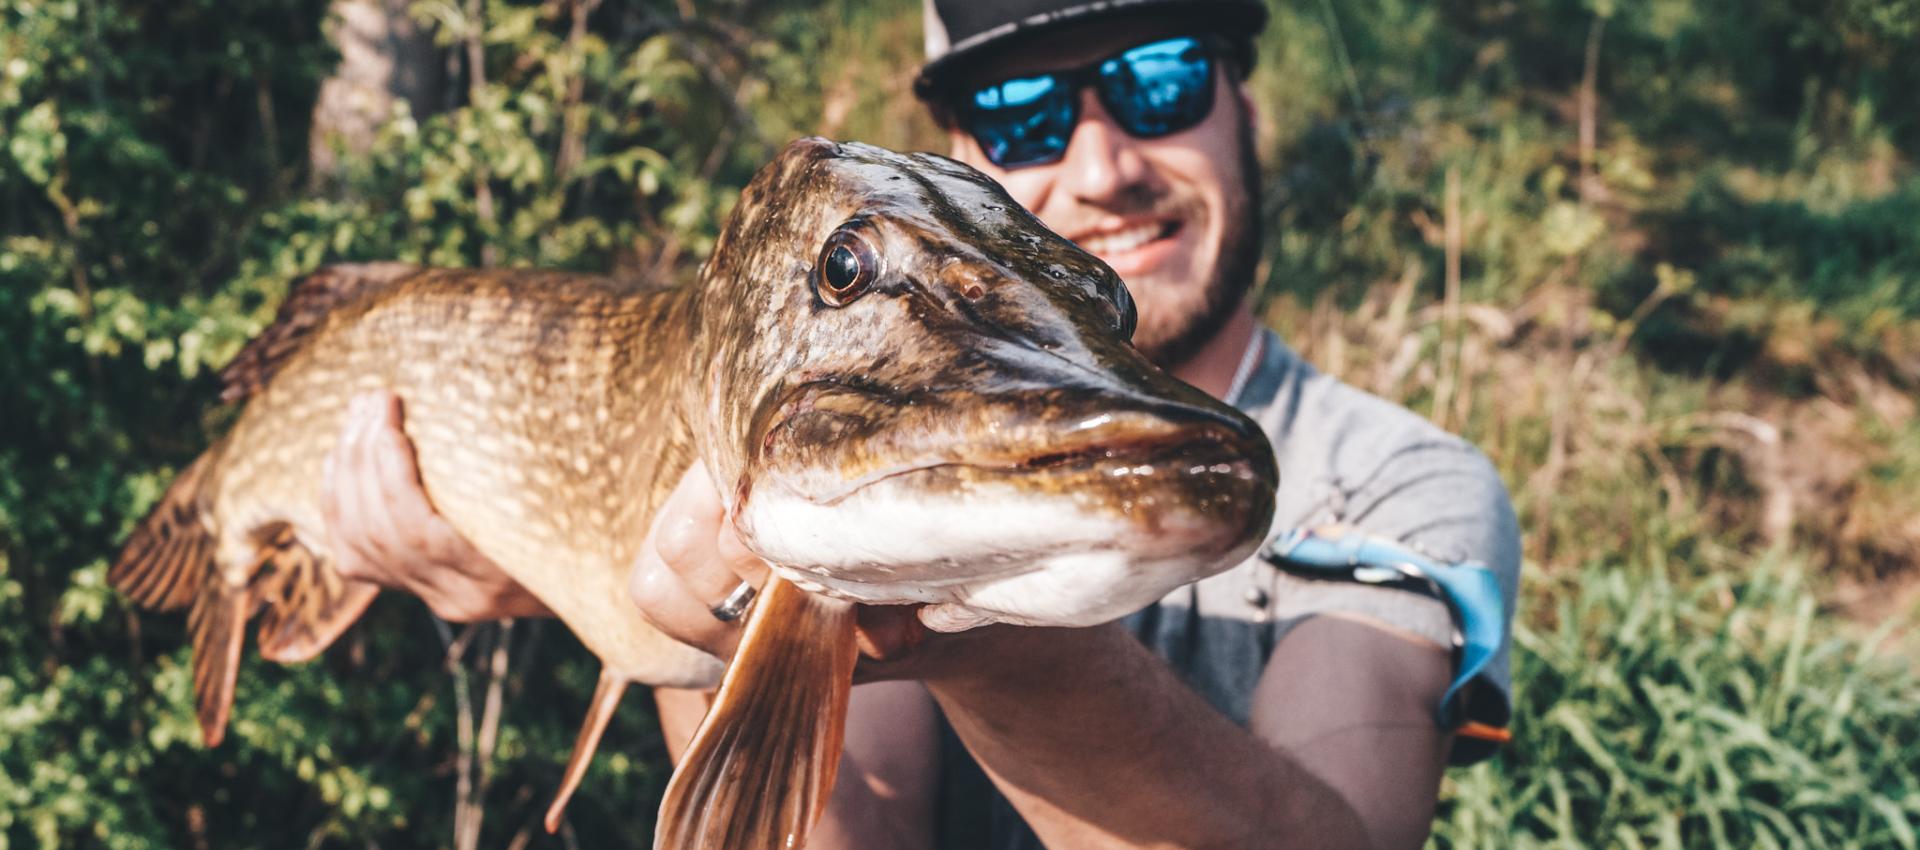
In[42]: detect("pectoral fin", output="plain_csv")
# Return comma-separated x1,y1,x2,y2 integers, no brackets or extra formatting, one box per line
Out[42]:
654,576,857,850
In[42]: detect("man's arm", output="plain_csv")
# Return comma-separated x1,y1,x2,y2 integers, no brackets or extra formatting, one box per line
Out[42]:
809,681,941,850
628,461,1463,850
886,616,1449,850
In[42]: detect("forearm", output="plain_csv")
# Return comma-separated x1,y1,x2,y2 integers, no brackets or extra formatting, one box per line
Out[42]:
810,681,938,850
921,623,1368,850
810,751,934,850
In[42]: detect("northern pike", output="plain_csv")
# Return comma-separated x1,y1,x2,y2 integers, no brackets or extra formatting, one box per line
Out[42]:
110,138,1279,848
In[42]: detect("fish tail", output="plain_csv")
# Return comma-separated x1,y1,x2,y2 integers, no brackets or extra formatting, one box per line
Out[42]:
654,577,857,850
112,449,247,746
112,450,378,747
111,453,219,613
545,670,630,833
185,574,251,747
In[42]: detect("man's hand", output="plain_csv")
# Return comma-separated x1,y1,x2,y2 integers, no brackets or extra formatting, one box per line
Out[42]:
630,463,942,849
625,462,929,668
321,391,551,621
625,462,770,661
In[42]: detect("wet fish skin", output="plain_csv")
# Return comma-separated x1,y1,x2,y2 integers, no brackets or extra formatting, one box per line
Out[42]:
695,142,1276,630
110,137,1279,849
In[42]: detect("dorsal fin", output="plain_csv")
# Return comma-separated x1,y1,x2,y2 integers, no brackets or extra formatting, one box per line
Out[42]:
219,262,421,402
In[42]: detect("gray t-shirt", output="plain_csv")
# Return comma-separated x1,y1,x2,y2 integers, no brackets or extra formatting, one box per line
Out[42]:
936,328,1522,849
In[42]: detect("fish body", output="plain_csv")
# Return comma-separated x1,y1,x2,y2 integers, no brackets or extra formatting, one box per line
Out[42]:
206,267,721,687
111,138,1279,848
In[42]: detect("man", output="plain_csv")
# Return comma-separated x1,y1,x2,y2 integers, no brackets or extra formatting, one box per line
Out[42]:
321,1,1521,846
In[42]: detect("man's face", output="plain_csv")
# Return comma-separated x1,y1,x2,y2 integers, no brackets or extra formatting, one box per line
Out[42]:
941,20,1262,368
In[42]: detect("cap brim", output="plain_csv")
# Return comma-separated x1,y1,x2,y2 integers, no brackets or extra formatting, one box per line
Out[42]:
914,0,1269,100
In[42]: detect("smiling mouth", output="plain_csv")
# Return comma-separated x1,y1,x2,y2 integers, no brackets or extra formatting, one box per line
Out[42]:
1074,220,1181,256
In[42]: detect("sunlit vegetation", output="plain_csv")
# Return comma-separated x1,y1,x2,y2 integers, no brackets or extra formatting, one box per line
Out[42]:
2,0,1914,846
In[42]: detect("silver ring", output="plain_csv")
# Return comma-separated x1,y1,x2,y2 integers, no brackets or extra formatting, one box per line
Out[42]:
709,581,757,623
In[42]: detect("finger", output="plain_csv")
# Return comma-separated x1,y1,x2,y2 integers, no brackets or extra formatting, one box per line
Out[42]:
320,433,378,583
342,395,410,565
629,542,742,659
651,463,761,603
651,504,740,605
713,521,772,587
362,394,442,552
854,604,928,661
325,396,386,572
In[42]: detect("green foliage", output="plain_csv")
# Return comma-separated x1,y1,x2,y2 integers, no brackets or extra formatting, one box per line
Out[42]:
1438,555,1920,848
1251,0,1920,347
2,0,1917,847
1,0,798,845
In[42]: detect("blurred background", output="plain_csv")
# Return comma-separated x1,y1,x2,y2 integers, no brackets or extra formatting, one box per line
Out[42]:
2,0,1917,846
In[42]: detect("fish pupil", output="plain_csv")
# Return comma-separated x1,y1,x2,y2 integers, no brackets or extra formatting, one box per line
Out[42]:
825,246,860,291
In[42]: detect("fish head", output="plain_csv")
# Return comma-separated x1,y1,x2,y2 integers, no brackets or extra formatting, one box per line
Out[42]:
694,138,1277,631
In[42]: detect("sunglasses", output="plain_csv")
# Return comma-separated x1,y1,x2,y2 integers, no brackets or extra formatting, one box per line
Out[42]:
957,35,1221,169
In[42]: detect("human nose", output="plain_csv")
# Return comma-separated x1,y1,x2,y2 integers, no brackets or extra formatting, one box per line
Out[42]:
1055,88,1149,204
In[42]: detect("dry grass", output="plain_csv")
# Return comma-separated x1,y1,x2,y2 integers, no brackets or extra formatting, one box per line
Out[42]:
1266,275,1920,640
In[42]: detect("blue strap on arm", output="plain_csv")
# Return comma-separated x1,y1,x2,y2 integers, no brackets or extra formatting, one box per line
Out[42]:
1260,527,1508,736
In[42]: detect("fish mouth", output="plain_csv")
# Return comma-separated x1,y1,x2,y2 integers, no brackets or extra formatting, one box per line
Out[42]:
801,418,1262,506
739,397,1277,623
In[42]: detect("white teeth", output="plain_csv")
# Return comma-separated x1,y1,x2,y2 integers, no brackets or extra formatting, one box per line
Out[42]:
1077,222,1165,256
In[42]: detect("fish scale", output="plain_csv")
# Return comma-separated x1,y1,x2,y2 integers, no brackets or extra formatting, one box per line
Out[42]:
110,138,1280,849
223,272,707,675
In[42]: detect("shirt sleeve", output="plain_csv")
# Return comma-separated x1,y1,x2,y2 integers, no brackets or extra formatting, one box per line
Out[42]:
1262,381,1522,765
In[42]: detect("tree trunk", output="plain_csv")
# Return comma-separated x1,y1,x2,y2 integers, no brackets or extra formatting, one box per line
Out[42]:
308,0,444,182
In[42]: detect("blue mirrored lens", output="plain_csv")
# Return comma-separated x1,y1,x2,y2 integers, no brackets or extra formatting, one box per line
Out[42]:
1101,37,1214,137
966,75,1076,167
959,36,1217,168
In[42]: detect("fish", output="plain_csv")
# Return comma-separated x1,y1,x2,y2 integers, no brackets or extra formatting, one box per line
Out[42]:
109,137,1279,849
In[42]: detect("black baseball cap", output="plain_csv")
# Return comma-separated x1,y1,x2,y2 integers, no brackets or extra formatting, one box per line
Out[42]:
915,0,1269,100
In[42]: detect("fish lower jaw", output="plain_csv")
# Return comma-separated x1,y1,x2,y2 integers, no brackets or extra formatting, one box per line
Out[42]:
769,548,1232,633
738,480,1265,628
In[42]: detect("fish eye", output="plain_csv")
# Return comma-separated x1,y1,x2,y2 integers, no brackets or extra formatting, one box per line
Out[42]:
815,230,878,307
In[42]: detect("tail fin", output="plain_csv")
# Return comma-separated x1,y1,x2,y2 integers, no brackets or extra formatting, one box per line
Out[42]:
112,458,376,746
110,454,218,613
185,577,251,746
654,577,857,850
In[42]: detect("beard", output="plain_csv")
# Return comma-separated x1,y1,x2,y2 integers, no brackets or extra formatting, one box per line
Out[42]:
1130,116,1263,371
